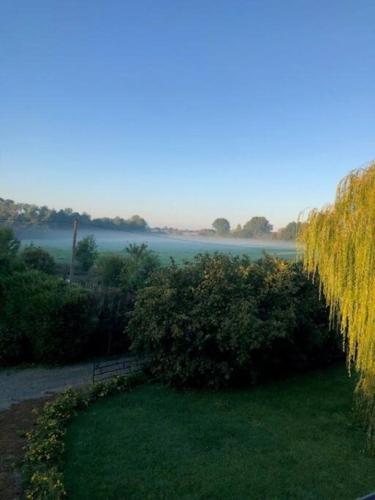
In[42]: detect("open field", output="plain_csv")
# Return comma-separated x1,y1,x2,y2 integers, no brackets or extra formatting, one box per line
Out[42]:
18,228,296,264
64,366,375,500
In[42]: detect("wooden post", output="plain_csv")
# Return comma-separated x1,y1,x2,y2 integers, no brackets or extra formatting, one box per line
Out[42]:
69,217,79,282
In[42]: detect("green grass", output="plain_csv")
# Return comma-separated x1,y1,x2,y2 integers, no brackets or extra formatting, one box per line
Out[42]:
64,366,375,500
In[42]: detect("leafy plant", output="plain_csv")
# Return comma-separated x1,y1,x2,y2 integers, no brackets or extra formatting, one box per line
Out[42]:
76,235,98,272
121,244,160,293
129,254,338,388
299,161,375,451
95,254,127,287
0,270,97,364
0,226,20,256
21,245,56,274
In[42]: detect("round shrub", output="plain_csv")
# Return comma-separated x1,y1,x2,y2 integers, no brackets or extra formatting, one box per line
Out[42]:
21,244,56,274
128,254,339,388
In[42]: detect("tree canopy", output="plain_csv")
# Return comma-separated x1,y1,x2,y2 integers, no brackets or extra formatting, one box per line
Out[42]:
212,218,231,235
242,216,273,238
299,162,375,450
76,235,98,272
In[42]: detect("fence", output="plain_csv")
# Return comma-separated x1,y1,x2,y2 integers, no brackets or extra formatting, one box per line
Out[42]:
92,356,146,384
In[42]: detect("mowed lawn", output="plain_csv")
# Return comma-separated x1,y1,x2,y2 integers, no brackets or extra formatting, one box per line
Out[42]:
64,366,375,500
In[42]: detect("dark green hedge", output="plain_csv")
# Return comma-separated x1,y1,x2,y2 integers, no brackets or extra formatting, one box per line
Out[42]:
0,270,97,364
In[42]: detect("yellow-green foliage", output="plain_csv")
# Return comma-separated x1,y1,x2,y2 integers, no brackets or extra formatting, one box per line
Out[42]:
299,162,375,447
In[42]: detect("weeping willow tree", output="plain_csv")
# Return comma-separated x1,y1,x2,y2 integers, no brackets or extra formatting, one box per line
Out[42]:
299,162,375,450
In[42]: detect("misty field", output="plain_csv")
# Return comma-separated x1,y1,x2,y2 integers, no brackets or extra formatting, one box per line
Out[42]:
18,228,296,264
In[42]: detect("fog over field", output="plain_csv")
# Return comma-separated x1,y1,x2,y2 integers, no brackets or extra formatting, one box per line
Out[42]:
16,227,296,263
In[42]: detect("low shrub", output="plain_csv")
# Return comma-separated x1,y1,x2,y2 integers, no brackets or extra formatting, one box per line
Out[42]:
21,245,56,274
129,254,340,388
23,373,144,499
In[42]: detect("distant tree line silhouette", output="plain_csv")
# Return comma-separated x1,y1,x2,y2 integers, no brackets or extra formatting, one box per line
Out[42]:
209,217,303,241
0,198,149,232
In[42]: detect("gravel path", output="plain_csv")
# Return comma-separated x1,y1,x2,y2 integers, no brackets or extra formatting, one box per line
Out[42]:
0,363,93,411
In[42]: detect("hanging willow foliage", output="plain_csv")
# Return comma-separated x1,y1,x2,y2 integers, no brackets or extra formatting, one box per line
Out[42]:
298,162,375,450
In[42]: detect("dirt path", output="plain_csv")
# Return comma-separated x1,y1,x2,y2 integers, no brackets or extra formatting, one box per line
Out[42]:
0,359,138,498
0,397,54,499
0,363,93,498
0,363,93,412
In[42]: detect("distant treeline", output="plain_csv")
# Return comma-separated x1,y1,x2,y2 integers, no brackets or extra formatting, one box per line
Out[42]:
0,198,149,232
199,217,304,241
0,198,302,240
153,219,303,241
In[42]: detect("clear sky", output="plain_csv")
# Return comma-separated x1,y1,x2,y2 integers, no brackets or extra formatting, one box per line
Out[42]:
1,1,374,229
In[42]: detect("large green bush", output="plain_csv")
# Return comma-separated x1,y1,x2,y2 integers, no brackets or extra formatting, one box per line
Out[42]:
129,254,339,388
0,270,96,364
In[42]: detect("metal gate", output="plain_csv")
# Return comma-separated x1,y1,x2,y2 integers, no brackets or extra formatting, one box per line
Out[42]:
92,356,145,384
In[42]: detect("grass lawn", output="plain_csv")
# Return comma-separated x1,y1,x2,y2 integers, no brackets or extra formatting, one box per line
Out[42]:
64,366,375,499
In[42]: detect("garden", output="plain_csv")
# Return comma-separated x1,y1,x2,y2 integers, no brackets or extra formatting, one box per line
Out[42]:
2,165,375,499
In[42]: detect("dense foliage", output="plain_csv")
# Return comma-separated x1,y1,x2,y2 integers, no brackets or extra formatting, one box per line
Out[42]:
240,216,273,238
76,235,98,272
211,216,274,238
210,216,300,240
95,254,126,287
212,218,231,235
121,243,161,292
90,246,161,355
0,198,149,231
0,229,161,365
20,244,56,274
129,254,339,388
94,244,160,291
0,270,97,364
0,225,20,255
299,162,375,450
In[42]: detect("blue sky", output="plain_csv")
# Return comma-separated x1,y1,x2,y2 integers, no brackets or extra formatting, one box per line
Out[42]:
1,1,374,229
